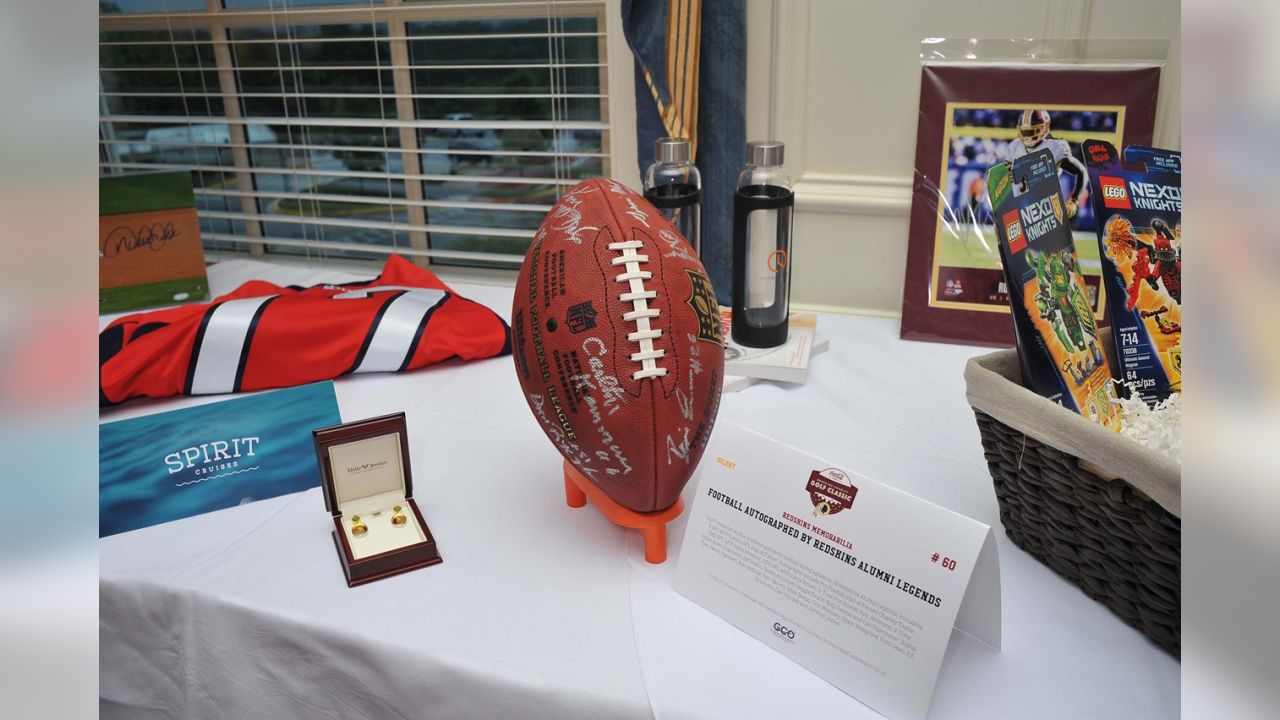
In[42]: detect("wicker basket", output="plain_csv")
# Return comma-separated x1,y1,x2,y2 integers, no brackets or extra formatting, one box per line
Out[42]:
965,341,1180,657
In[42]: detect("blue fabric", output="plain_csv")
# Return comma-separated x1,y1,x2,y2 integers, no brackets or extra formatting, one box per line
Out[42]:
631,62,668,179
620,0,669,175
695,0,745,304
621,0,745,305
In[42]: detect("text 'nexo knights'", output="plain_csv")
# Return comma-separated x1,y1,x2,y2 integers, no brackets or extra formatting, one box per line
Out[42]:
987,148,1121,431
1084,140,1181,404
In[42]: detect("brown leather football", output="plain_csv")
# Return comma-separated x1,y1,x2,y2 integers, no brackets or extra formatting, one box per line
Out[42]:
511,178,725,512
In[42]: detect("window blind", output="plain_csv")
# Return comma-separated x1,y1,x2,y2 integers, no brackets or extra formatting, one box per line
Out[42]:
99,0,621,268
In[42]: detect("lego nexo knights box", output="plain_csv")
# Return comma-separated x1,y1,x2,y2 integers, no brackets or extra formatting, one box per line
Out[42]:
987,149,1121,431
1083,140,1182,404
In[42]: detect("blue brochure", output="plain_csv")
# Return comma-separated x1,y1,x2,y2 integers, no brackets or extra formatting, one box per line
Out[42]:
99,382,342,537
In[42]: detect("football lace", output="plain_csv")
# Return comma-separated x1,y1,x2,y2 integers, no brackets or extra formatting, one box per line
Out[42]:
608,239,668,380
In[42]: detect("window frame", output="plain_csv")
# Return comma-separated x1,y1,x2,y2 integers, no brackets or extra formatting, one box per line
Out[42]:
98,0,638,272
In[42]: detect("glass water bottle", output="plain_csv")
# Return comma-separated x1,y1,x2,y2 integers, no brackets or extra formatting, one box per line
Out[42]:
642,137,702,257
731,140,794,348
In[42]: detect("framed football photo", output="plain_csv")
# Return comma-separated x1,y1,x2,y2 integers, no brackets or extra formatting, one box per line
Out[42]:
900,63,1161,346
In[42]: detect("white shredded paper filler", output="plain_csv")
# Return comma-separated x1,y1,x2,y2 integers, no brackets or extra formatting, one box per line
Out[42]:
1116,387,1182,463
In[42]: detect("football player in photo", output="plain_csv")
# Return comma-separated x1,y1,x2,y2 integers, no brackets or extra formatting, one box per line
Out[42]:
1005,109,1089,223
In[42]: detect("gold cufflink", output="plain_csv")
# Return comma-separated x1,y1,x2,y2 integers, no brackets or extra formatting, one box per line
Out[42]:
351,515,368,537
391,505,407,528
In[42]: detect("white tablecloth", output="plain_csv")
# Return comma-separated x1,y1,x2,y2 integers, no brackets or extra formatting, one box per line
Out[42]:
100,259,1179,719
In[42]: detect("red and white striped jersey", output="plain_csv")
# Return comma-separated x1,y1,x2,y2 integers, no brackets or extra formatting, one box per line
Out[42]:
100,255,510,406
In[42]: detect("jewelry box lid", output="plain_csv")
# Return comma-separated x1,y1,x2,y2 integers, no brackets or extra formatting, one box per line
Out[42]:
312,412,414,516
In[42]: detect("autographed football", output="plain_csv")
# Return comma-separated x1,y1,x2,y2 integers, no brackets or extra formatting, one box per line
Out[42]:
511,178,725,512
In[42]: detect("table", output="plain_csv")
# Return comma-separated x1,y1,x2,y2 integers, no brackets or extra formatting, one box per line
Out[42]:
100,259,1179,719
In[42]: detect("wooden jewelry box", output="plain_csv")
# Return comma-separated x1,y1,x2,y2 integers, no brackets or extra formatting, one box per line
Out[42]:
313,412,442,587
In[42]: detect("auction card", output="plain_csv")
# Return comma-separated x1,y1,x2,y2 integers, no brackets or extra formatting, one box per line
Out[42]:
674,422,999,720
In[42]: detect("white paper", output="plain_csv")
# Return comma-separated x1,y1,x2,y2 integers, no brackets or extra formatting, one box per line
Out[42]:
723,333,830,392
673,421,1000,720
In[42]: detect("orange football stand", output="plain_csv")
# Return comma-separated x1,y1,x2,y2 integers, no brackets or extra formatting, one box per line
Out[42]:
562,460,684,564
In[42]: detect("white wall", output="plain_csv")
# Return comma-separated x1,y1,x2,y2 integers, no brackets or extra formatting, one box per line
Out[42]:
745,0,1181,316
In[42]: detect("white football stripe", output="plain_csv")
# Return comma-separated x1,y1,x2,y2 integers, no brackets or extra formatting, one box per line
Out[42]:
354,289,447,373
189,296,277,395
332,285,438,299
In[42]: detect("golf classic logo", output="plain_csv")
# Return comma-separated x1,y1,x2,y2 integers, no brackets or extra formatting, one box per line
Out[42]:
806,467,858,517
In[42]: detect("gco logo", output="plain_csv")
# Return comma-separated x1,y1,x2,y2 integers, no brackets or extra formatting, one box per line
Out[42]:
772,622,796,641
